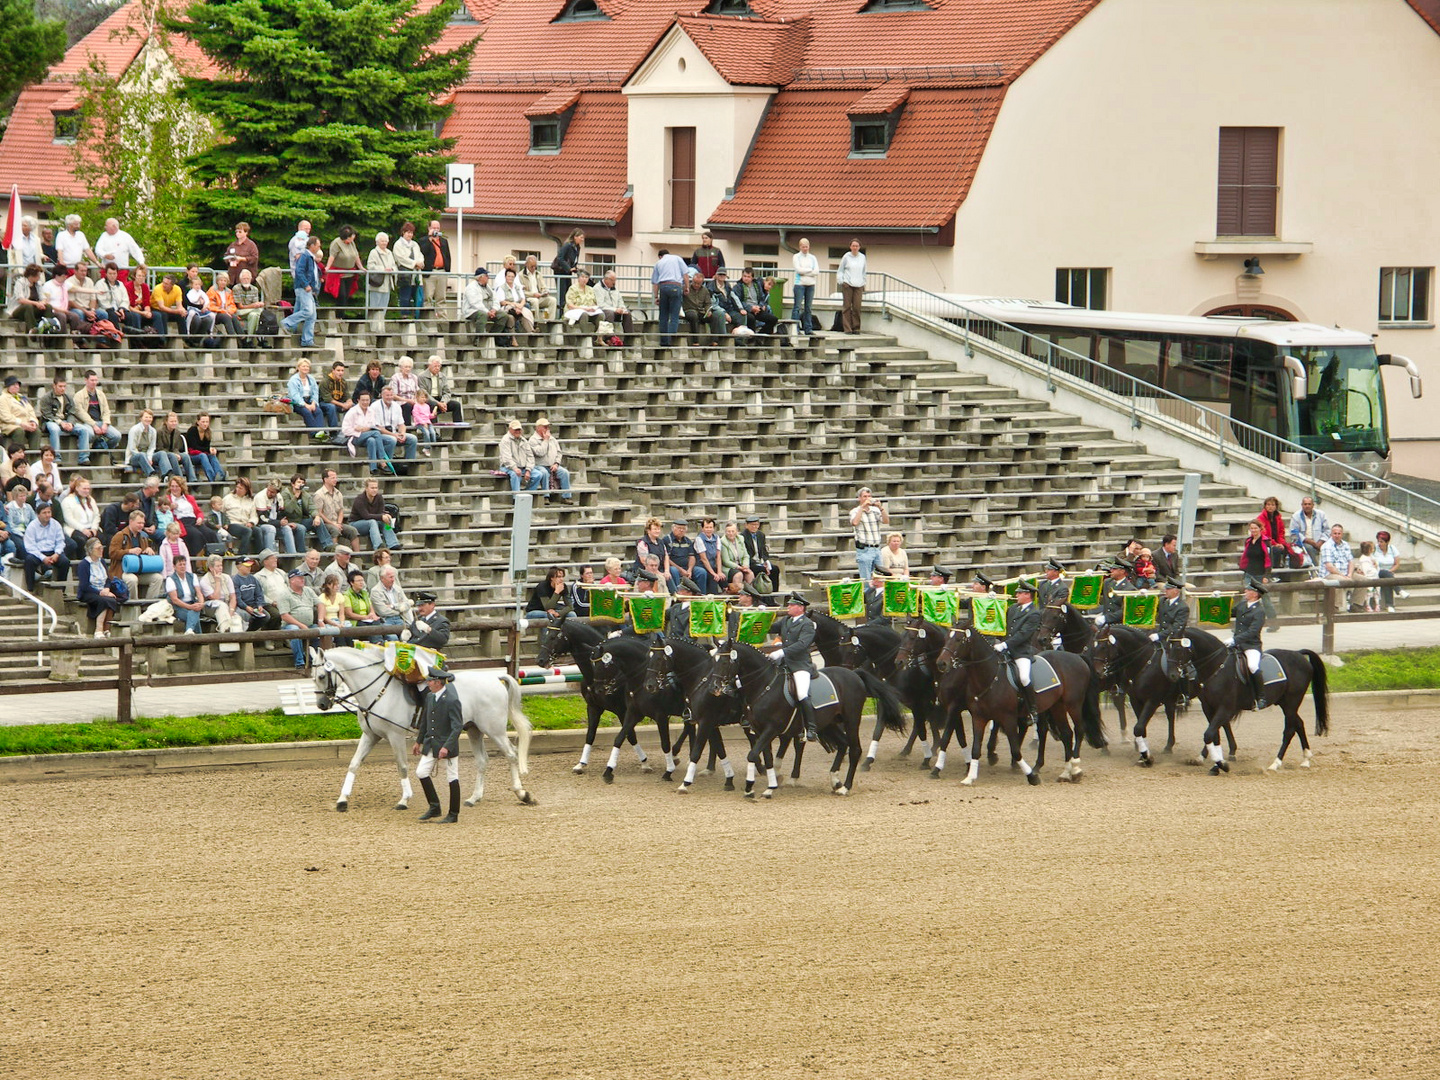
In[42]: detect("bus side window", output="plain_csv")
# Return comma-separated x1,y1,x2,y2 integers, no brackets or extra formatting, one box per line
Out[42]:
1167,338,1232,401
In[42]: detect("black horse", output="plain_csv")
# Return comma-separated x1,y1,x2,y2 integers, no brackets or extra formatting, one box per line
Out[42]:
653,637,748,793
533,612,648,776
1036,601,1119,749
591,634,684,783
937,614,1101,785
1091,624,1234,764
1167,628,1329,774
876,615,952,770
711,638,904,798
813,612,936,767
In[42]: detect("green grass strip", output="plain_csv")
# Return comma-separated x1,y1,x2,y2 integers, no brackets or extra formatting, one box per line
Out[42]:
0,695,595,757
1325,646,1440,693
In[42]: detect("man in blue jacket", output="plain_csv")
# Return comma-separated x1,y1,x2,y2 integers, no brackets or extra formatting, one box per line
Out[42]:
282,235,323,346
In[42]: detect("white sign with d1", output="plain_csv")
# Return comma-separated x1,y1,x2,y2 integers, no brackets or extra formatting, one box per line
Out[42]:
446,163,475,209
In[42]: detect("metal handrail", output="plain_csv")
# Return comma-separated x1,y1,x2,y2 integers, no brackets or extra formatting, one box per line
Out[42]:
864,272,1440,538
0,569,59,667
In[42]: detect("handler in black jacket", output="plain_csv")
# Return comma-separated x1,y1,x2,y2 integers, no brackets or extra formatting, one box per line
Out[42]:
413,666,464,823
1230,580,1268,707
995,581,1042,723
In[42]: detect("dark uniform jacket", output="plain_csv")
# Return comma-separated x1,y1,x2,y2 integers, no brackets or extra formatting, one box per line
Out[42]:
1151,547,1180,582
417,685,464,757
773,614,817,674
408,610,451,650
1233,599,1265,651
668,601,692,639
1004,600,1042,658
1155,596,1189,639
1038,576,1068,608
863,585,885,622
1100,577,1135,624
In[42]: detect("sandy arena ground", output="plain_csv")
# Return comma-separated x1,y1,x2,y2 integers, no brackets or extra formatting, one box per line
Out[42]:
3,699,1439,1079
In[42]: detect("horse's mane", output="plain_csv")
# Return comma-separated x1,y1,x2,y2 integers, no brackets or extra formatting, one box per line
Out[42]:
668,636,711,658
562,617,606,645
811,610,847,634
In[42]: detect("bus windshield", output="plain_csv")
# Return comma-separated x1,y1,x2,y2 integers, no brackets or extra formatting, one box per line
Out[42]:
1293,346,1388,455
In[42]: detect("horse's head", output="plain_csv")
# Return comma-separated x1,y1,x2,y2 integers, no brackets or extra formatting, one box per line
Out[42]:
312,651,340,710
1091,629,1123,684
534,611,571,666
836,625,867,668
643,639,673,695
1037,603,1067,642
591,640,626,697
1162,632,1194,673
894,617,927,669
711,636,741,688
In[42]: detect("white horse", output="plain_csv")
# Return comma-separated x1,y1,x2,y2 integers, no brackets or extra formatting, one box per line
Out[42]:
313,646,536,811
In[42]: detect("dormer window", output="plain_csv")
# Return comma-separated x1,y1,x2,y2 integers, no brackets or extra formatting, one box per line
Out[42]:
847,84,909,159
554,0,608,22
447,1,477,24
526,89,580,154
52,111,80,144
860,0,933,10
705,0,755,13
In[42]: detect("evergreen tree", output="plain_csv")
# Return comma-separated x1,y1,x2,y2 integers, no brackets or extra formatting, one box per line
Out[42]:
169,0,474,257
0,0,68,104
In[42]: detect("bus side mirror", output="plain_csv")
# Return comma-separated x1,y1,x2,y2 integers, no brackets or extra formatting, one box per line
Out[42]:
1279,354,1307,401
1379,354,1423,398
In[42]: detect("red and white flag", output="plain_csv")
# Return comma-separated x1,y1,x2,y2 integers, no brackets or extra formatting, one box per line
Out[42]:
1,185,18,251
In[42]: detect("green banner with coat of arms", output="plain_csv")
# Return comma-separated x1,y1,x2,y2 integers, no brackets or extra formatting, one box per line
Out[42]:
827,580,866,620
590,588,625,622
918,588,956,628
972,594,1008,637
1196,593,1234,627
1122,593,1159,629
735,608,776,646
630,594,667,634
1004,576,1038,599
1068,573,1104,611
690,598,728,638
882,579,912,618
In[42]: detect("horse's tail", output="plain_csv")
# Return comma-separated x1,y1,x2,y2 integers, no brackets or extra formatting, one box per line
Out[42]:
1301,650,1329,736
858,668,906,734
500,673,533,775
1080,673,1108,749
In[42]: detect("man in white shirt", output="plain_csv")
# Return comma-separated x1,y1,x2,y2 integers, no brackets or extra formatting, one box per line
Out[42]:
593,269,634,338
836,239,867,334
166,553,212,634
6,216,44,306
368,385,418,468
93,218,147,304
54,215,95,270
1319,523,1364,613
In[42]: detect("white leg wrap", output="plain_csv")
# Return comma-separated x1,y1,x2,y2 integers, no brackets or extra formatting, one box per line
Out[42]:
766,767,778,789
664,752,676,771
921,740,932,757
683,762,697,784
1268,757,1283,772
936,749,947,770
606,746,621,770
867,739,880,760
1301,749,1313,768
1018,759,1033,776
579,744,592,766
1135,736,1149,756
746,762,757,784
401,778,413,800
1211,743,1225,764
633,744,648,763
719,757,734,778
340,773,356,798
963,759,980,784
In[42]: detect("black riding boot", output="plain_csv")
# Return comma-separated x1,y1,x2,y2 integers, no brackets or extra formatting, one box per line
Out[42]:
800,700,820,742
439,779,460,823
1251,670,1268,710
418,776,441,821
1019,683,1039,724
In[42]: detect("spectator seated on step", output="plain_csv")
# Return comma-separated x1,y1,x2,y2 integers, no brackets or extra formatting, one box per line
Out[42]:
525,564,568,622
1320,523,1366,613
519,254,557,322
277,567,318,667
22,499,69,589
350,476,401,551
288,358,336,439
563,270,602,337
592,269,635,343
165,552,210,635
734,266,777,335
682,268,723,343
498,418,542,494
459,268,509,343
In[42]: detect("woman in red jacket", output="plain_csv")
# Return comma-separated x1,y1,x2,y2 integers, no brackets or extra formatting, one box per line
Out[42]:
1254,495,1298,571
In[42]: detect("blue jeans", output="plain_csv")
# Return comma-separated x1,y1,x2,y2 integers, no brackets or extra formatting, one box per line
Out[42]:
380,614,404,641
165,450,196,483
791,283,815,331
193,452,226,481
669,565,710,593
542,464,572,499
349,431,392,470
296,403,328,431
398,281,420,319
504,467,544,492
314,521,357,549
353,518,400,550
288,627,313,666
274,523,305,554
282,288,317,345
130,453,178,478
47,421,94,459
657,282,683,346
855,545,880,580
174,605,202,632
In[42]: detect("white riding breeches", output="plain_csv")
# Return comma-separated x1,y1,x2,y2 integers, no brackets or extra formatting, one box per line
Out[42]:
792,670,811,701
1244,649,1261,674
416,752,459,783
1014,657,1032,686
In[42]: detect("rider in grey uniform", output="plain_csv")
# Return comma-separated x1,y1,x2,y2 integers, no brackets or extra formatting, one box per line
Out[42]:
1037,558,1068,608
995,581,1042,723
1231,580,1268,707
1096,558,1136,627
1153,576,1196,681
404,591,451,650
413,666,464,823
864,565,889,622
667,575,703,638
769,592,820,741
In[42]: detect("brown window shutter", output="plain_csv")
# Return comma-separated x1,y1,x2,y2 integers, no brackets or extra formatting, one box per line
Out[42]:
1217,127,1278,236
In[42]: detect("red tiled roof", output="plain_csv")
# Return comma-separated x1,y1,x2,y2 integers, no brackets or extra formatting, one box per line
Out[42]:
523,88,582,116
443,89,632,225
1407,0,1440,34
847,82,910,115
706,86,1005,230
672,15,809,86
0,87,88,198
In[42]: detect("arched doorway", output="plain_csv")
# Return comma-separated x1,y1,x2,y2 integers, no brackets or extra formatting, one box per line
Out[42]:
1204,303,1297,321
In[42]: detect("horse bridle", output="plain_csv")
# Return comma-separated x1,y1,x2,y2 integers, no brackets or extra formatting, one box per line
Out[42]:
317,654,412,734
1092,634,1155,683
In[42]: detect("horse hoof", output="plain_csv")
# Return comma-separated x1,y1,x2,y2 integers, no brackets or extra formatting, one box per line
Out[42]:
724,777,735,791
521,792,537,805
1009,760,1020,771
897,748,911,758
1026,772,1041,786
960,777,975,787
744,790,755,800
784,776,797,787
464,798,477,807
1099,746,1112,756
394,802,409,811
921,757,931,769
572,763,586,775
861,758,872,772
929,767,942,779
987,753,999,766
761,788,774,799
700,768,714,777
834,786,850,797
336,801,348,812
1268,759,1282,772
662,771,674,782
1055,773,1071,783
1137,755,1152,768
1163,746,1175,755
677,783,690,794
638,762,654,774
1299,759,1312,769
602,769,615,785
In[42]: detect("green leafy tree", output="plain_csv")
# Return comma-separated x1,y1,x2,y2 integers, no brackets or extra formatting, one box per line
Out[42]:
169,0,474,257
50,0,218,266
0,0,68,103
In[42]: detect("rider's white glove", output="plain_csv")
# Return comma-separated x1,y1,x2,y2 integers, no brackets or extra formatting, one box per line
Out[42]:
1225,637,1235,647
1095,615,1106,626
414,620,431,634
400,628,412,642
994,641,1007,652
1148,633,1159,642
769,650,783,663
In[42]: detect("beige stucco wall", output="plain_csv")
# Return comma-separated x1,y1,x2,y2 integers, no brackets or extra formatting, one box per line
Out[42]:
623,27,774,253
950,0,1440,474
